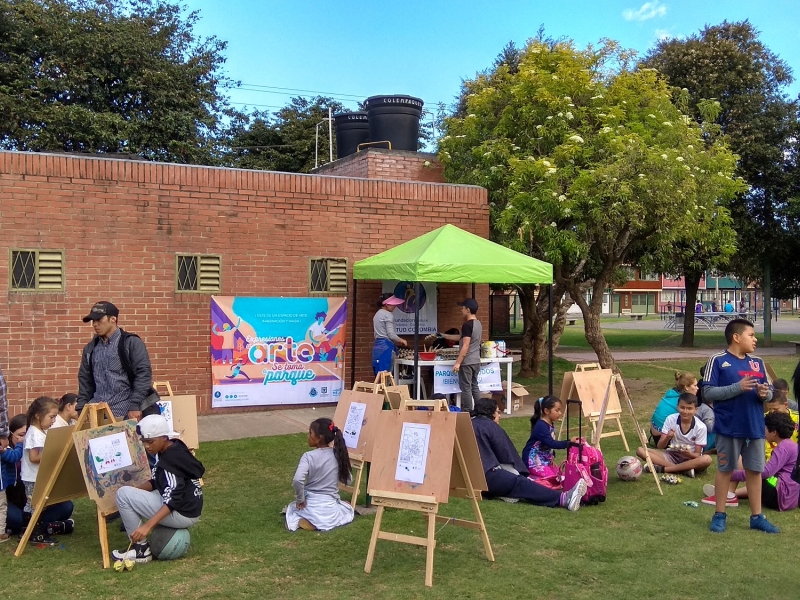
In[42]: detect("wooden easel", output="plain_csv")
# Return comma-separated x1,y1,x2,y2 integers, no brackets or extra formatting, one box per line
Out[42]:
15,403,118,566
559,365,630,451
600,374,663,496
333,390,384,508
364,410,494,587
353,371,396,395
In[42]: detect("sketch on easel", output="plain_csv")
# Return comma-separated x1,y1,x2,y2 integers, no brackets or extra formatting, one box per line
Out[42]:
395,423,431,484
156,400,174,433
343,402,367,450
88,432,133,475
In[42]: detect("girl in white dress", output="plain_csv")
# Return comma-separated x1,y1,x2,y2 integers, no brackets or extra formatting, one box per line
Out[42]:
285,418,354,532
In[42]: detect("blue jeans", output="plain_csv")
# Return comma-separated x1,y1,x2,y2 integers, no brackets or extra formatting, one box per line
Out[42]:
484,468,561,507
6,500,74,534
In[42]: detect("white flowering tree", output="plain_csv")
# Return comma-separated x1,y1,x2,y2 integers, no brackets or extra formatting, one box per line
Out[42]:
439,40,743,370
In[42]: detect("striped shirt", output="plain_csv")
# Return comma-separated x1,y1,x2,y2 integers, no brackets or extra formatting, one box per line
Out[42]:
90,328,132,417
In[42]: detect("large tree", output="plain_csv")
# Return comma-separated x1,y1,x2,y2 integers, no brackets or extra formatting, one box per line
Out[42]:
0,0,234,163
644,21,800,345
440,39,743,370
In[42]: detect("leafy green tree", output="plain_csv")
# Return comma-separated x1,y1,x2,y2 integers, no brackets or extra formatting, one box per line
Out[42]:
644,21,800,345
224,97,344,173
0,0,234,163
440,39,743,370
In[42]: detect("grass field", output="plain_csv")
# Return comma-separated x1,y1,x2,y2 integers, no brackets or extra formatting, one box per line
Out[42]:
3,354,800,599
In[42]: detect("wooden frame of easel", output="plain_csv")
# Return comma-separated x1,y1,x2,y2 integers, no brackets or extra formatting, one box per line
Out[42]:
558,364,630,452
364,410,494,587
14,403,119,566
353,371,396,396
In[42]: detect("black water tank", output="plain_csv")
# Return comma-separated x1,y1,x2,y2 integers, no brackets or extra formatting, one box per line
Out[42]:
365,95,424,152
333,112,370,159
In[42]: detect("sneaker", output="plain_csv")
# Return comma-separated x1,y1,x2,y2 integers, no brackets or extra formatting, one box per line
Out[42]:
46,519,75,536
499,497,520,504
684,469,696,478
0,533,9,544
701,495,739,508
28,530,58,546
710,511,727,533
750,513,780,534
643,463,664,474
564,479,588,512
112,542,152,563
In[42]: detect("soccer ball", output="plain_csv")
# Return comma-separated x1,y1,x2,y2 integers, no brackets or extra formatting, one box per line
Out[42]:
616,456,643,481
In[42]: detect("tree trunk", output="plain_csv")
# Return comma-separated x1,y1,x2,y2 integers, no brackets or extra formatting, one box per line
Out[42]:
763,257,773,347
518,284,571,378
681,270,702,348
566,280,617,371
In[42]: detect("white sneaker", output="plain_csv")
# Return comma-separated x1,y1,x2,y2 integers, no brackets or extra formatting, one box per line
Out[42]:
112,542,152,563
565,479,588,512
499,496,520,503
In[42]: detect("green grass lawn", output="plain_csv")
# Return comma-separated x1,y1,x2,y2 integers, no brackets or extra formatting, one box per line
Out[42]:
556,327,799,351
4,356,800,599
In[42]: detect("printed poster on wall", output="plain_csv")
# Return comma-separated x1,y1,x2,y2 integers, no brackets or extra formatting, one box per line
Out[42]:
211,297,347,408
381,281,437,334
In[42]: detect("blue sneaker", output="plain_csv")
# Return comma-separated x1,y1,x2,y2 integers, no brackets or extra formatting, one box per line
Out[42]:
750,514,780,534
710,512,727,533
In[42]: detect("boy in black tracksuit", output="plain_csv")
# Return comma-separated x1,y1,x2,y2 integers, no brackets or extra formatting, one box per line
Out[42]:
112,415,204,563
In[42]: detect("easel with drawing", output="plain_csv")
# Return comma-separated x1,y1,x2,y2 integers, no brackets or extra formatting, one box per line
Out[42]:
14,403,151,567
558,364,630,451
364,409,493,587
332,389,384,508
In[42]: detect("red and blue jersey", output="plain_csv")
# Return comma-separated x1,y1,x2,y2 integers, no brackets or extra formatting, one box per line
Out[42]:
703,350,769,439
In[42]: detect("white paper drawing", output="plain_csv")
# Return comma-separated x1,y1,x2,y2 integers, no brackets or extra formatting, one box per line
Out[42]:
343,402,367,450
88,432,133,475
395,423,431,484
156,400,174,433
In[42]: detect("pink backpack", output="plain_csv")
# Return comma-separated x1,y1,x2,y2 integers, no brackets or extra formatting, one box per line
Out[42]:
561,400,608,505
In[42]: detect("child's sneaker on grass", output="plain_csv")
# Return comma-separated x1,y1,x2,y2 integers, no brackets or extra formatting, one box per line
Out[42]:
0,533,10,544
684,469,696,478
643,463,664,474
499,497,520,503
563,479,588,512
112,542,152,563
28,530,58,546
750,514,780,534
47,519,74,536
710,512,727,533
701,484,738,507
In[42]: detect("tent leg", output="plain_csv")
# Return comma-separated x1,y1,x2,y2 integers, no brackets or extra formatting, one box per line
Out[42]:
548,285,553,395
414,282,420,399
351,279,357,387
471,283,475,299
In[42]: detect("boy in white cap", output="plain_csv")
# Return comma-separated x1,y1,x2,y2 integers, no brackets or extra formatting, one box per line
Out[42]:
112,415,205,563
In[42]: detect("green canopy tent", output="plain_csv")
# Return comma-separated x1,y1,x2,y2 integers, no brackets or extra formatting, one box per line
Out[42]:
351,224,556,396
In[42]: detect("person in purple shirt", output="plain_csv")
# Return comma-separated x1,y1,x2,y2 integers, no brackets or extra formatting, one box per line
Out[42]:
703,411,799,512
703,318,775,533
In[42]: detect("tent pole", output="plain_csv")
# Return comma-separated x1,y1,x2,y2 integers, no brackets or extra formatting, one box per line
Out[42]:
548,284,553,395
350,279,357,388
471,283,475,299
413,282,420,399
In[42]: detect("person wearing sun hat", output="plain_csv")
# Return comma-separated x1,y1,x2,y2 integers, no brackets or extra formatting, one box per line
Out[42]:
372,293,408,375
112,414,205,564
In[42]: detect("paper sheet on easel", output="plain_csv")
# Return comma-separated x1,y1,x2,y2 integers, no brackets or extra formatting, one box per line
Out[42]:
88,432,133,475
156,400,174,433
343,402,367,450
395,422,431,484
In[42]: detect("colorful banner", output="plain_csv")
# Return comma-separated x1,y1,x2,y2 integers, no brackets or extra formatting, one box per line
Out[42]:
433,361,503,395
211,297,347,408
381,281,438,334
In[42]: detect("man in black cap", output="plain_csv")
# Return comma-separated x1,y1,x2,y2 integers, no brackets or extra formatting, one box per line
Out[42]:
77,301,159,420
441,298,483,411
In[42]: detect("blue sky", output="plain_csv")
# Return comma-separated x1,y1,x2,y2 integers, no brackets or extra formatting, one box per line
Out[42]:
185,0,800,116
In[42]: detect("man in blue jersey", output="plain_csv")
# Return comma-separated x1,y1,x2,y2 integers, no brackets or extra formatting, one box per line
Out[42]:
703,318,777,533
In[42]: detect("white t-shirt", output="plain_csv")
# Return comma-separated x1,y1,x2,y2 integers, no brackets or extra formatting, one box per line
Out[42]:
22,425,47,483
661,414,707,450
52,415,74,428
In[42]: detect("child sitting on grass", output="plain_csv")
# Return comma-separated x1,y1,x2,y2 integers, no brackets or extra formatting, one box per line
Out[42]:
285,418,354,532
702,411,799,512
764,380,798,461
649,372,699,446
637,393,712,478
521,396,577,489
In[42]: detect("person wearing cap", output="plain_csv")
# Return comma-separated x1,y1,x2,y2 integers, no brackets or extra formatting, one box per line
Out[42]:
372,294,408,376
112,414,205,564
78,301,159,420
440,298,483,411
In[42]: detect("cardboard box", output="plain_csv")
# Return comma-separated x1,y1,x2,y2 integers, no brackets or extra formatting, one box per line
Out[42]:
510,383,529,412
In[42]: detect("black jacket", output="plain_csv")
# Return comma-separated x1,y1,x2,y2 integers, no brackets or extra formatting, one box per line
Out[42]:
152,439,205,518
77,329,156,412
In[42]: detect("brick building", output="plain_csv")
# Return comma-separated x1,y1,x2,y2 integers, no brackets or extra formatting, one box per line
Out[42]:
0,149,488,416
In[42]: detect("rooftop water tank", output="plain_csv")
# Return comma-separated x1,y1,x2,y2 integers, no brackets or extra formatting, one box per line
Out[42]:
364,95,424,152
333,111,370,159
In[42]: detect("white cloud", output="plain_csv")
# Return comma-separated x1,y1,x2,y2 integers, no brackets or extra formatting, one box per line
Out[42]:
623,1,667,21
654,28,671,40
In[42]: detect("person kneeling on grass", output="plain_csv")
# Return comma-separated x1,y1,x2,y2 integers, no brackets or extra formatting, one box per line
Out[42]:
112,415,204,564
702,411,799,511
637,393,712,478
471,398,586,511
285,418,354,532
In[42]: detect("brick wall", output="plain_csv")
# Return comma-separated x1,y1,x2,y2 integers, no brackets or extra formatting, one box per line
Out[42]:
314,148,445,183
0,151,487,416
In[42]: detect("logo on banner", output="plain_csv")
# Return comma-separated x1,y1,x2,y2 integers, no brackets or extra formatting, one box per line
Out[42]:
309,388,318,398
